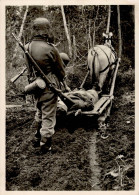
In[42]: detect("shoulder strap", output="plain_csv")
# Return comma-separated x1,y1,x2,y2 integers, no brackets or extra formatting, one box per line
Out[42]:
25,42,37,79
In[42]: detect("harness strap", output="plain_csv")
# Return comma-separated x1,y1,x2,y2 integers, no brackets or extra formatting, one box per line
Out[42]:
94,45,117,74
100,58,118,73
91,47,110,74
96,45,111,65
92,51,97,80
99,64,110,73
105,44,118,58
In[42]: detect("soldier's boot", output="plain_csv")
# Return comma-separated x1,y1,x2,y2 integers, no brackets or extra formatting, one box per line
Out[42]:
40,137,52,154
31,121,41,148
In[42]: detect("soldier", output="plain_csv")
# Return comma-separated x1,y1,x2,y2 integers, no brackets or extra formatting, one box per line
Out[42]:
60,52,70,67
25,17,70,154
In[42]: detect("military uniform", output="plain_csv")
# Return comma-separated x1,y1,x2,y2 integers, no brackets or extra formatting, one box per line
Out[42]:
25,34,66,151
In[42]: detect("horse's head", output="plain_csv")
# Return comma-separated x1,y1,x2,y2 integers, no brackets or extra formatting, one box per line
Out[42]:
102,32,113,46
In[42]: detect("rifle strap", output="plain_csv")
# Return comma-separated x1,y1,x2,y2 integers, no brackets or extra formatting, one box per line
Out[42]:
26,42,37,80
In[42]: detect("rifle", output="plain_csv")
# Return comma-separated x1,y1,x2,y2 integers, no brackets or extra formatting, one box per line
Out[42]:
12,33,76,109
11,67,27,83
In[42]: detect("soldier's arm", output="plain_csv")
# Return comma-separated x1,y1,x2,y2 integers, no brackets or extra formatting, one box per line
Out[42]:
24,43,36,81
50,47,66,82
62,79,71,92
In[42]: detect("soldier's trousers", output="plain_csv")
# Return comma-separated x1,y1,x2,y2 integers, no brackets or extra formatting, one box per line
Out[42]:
35,93,58,145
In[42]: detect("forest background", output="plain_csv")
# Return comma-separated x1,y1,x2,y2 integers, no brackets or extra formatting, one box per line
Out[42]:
5,5,135,191
6,5,134,93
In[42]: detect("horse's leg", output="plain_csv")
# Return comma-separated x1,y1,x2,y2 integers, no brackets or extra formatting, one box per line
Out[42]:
98,70,109,90
88,50,98,89
93,55,101,90
87,50,94,84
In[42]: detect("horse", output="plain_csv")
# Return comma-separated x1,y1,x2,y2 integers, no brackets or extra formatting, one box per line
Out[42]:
87,32,117,92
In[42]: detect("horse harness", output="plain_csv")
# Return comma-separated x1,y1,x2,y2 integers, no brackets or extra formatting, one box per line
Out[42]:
91,45,118,74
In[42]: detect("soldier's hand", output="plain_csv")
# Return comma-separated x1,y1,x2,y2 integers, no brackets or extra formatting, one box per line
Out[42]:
65,86,71,92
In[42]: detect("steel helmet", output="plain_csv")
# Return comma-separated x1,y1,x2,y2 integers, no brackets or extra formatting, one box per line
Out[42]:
60,53,70,66
32,18,50,30
31,18,51,38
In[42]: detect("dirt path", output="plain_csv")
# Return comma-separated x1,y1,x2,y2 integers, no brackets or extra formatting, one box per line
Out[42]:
95,69,135,190
89,131,101,190
6,69,134,191
6,106,101,190
6,89,134,190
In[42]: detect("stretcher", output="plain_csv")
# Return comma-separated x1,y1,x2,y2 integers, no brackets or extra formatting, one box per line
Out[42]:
58,58,120,119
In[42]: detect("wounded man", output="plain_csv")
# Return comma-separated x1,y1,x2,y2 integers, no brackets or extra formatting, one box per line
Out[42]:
57,88,99,114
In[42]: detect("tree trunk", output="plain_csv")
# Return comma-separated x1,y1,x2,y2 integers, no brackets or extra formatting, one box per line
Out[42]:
89,19,92,49
18,6,29,40
92,6,99,48
61,5,72,58
73,35,77,62
117,5,122,59
106,5,111,33
92,20,95,48
11,6,29,67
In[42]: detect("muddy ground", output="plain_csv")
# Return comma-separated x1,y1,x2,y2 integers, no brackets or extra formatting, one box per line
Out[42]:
6,68,134,191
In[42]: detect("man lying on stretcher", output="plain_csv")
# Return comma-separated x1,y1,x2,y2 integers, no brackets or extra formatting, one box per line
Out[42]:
58,53,99,113
57,88,99,114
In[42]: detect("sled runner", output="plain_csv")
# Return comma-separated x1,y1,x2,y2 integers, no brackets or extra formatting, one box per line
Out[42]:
58,57,120,119
11,4,121,122
11,31,120,122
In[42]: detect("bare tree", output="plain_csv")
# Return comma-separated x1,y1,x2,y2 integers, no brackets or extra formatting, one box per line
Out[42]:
73,35,77,62
88,19,92,49
61,5,72,58
11,6,29,67
92,6,99,48
18,6,29,40
117,5,122,58
106,5,111,33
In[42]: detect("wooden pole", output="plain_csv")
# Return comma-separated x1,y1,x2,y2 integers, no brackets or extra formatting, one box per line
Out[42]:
99,6,122,121
109,6,122,96
61,5,72,58
79,71,89,89
109,59,120,96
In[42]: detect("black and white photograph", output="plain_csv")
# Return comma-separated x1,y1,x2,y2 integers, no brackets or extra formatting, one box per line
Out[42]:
0,1,137,192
